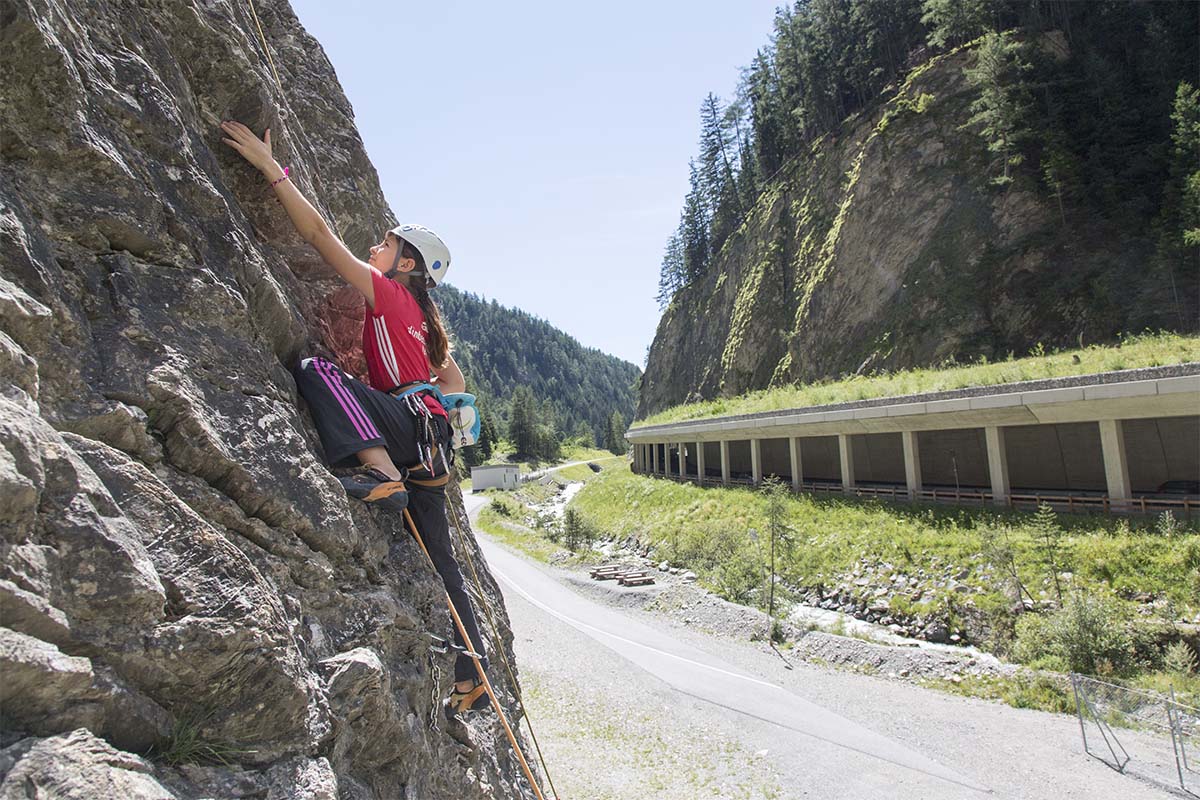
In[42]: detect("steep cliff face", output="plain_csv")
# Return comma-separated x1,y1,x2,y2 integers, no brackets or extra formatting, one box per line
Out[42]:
0,1,537,798
638,44,1196,418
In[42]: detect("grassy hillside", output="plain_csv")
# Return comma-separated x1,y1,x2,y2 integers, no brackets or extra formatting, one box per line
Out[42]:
636,331,1199,426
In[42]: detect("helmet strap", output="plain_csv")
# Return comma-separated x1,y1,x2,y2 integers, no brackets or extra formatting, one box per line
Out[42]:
384,237,406,280
382,233,431,286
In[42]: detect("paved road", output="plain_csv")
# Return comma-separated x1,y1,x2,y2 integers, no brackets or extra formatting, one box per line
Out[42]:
520,455,625,482
463,494,1167,799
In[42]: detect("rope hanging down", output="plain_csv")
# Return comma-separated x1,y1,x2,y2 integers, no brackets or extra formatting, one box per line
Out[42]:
403,508,549,800
246,0,284,95
448,509,561,799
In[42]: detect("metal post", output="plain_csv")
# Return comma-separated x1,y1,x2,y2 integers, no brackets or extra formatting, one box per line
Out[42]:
1169,686,1187,790
1072,674,1090,756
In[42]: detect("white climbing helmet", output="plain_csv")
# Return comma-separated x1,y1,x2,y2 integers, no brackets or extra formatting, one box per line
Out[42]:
386,224,451,287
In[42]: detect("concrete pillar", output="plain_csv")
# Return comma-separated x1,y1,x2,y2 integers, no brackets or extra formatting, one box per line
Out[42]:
789,437,803,491
901,430,922,500
651,443,659,475
750,438,762,485
985,426,1011,506
675,444,684,479
1099,419,1132,502
696,441,705,486
838,434,856,490
720,441,731,486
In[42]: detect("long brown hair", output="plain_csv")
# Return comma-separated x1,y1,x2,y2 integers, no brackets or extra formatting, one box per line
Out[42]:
399,239,452,369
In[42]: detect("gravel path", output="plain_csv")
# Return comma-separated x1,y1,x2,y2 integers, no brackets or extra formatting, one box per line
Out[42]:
488,541,1175,799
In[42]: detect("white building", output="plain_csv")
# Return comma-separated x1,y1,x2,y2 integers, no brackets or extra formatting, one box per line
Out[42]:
470,465,520,491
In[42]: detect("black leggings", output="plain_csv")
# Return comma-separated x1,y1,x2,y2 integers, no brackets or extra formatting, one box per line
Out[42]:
293,356,488,682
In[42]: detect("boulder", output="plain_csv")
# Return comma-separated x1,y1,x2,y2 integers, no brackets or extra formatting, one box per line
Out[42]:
0,730,177,800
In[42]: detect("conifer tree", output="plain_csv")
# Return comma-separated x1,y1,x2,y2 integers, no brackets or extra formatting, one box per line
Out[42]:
963,31,1033,186
477,410,496,460
921,0,996,49
656,232,685,309
508,385,537,457
603,411,627,455
680,161,710,282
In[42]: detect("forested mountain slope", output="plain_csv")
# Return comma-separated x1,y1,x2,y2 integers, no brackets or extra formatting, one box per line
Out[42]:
438,286,640,444
640,0,1199,418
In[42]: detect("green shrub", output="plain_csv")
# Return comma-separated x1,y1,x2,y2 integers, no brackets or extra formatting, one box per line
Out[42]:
562,508,596,552
1013,592,1136,675
490,497,517,517
1164,640,1198,676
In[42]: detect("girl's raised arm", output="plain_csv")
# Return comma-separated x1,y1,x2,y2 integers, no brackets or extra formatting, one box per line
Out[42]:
221,121,376,306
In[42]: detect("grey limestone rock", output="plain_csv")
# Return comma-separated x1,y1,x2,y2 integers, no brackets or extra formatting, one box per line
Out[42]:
0,729,179,800
0,0,533,797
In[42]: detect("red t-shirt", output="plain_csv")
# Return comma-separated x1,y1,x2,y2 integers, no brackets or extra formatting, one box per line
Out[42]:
363,271,447,419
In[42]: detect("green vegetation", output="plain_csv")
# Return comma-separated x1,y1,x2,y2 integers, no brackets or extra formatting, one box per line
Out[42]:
568,466,1199,711
636,332,1199,426
657,1,1198,314
152,710,253,766
436,284,638,455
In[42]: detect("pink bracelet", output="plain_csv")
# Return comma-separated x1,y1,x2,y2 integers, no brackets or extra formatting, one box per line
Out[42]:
270,166,290,188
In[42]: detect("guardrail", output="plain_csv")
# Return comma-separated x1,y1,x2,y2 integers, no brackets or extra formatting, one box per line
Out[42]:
631,467,1196,517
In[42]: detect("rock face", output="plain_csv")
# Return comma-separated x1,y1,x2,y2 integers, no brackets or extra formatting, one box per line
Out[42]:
0,1,536,797
638,44,1197,418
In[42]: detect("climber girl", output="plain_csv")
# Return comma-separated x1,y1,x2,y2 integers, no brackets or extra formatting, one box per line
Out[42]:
220,120,491,714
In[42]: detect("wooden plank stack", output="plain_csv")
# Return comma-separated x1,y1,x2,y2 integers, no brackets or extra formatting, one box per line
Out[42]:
589,564,656,587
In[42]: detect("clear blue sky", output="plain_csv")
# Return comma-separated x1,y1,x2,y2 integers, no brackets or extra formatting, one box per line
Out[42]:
290,0,783,367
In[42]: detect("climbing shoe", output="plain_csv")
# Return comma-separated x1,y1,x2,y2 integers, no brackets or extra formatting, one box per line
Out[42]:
446,680,492,717
338,467,409,513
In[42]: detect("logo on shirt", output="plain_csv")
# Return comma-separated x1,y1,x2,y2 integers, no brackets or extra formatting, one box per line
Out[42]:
407,324,427,346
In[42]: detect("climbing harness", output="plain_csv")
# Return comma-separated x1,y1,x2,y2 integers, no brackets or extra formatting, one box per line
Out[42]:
447,508,561,800
391,382,482,451
402,508,550,800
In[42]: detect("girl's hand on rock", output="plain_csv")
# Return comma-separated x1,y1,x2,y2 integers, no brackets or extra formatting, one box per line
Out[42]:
220,120,277,175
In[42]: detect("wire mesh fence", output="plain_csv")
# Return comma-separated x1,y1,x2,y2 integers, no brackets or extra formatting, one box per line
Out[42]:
1072,673,1198,796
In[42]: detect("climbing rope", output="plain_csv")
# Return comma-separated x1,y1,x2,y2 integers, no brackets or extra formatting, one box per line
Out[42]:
403,508,548,800
448,507,561,800
238,0,348,240
245,0,284,95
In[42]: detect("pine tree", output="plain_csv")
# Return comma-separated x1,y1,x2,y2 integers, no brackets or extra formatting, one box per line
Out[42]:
680,161,710,282
963,31,1033,186
1169,82,1200,247
921,0,996,49
604,411,627,455
508,386,537,457
656,232,685,309
477,410,496,460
